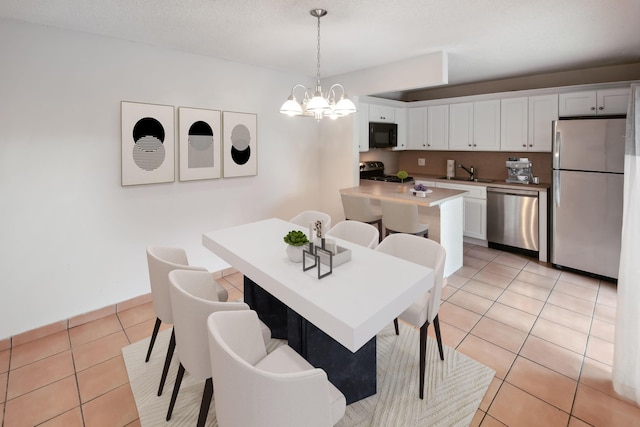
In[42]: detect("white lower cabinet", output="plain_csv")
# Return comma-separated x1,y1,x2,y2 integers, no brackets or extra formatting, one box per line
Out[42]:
435,182,487,240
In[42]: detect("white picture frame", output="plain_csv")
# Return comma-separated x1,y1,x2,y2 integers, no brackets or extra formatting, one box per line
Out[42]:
178,107,221,181
121,101,175,186
222,111,257,178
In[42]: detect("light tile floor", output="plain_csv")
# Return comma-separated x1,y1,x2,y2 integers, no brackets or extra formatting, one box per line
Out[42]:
2,244,640,426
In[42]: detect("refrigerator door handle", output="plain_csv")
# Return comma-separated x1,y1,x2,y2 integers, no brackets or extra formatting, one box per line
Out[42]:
553,170,560,207
552,121,561,170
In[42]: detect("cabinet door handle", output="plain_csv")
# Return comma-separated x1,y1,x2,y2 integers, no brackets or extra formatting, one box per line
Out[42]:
599,106,604,110
522,144,526,147
591,107,596,110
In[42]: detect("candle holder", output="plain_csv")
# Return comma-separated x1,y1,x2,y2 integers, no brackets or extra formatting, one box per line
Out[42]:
303,241,333,279
302,239,351,279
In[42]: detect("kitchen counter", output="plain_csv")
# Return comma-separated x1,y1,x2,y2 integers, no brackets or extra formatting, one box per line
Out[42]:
340,181,465,276
342,180,467,207
411,174,549,263
412,174,551,192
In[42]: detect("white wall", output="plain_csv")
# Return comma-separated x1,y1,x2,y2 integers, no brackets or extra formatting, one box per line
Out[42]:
0,19,355,339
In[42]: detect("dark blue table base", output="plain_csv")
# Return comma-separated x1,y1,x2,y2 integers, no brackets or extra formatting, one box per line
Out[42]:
244,276,377,404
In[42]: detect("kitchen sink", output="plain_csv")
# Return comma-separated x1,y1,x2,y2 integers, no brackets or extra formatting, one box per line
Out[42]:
437,176,494,183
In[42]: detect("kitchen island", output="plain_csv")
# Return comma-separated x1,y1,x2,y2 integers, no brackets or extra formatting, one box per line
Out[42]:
340,180,466,276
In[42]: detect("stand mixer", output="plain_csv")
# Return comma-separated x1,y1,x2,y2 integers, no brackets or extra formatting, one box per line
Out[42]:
506,158,532,184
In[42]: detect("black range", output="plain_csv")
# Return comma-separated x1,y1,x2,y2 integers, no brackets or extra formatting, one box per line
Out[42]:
359,162,413,183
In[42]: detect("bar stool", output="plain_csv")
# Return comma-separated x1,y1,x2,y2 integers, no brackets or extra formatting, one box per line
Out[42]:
380,199,429,238
340,193,383,238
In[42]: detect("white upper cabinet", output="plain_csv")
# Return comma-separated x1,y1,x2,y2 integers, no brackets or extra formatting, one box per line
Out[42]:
449,102,474,150
369,104,395,123
407,107,427,150
597,88,630,114
407,105,449,150
559,88,629,116
501,97,528,152
427,105,449,150
357,102,369,152
473,100,501,151
393,107,408,150
500,95,557,152
527,94,558,152
451,100,500,151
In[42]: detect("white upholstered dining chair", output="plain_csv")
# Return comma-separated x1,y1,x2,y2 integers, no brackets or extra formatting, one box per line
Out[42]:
166,269,271,427
375,233,446,399
145,246,228,396
289,210,332,234
340,193,383,237
380,199,429,238
326,220,380,249
207,310,346,427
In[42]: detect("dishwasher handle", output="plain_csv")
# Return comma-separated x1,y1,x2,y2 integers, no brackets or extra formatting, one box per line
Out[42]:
487,187,538,197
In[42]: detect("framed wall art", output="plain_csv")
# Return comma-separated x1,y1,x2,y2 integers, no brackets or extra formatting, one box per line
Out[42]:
178,107,221,181
121,101,175,186
222,111,257,178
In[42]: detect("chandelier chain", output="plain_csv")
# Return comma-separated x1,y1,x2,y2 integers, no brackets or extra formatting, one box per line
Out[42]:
316,13,321,87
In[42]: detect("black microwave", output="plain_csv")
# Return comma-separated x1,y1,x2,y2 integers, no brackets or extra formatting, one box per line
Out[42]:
369,122,397,149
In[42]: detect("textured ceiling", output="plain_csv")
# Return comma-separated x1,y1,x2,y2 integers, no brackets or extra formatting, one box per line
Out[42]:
2,0,639,89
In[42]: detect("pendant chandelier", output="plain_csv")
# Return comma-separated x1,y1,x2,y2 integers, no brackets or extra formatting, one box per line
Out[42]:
280,9,357,121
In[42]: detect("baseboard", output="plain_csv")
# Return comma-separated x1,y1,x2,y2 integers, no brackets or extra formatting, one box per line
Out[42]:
5,268,241,349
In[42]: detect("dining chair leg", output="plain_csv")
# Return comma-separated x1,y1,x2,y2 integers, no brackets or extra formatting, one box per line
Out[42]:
145,317,161,362
196,378,214,427
393,318,399,335
433,314,444,361
419,322,428,399
166,363,185,421
157,328,176,396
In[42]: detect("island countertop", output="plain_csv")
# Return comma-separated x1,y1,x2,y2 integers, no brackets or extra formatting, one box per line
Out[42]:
340,180,466,207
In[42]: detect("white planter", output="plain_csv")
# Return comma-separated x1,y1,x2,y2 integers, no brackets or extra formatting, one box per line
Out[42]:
286,245,305,263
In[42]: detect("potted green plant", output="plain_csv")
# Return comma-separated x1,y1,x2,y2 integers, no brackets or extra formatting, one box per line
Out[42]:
283,230,310,262
396,170,409,193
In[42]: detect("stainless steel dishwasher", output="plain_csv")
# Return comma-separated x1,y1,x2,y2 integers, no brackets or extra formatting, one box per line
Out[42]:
487,187,539,253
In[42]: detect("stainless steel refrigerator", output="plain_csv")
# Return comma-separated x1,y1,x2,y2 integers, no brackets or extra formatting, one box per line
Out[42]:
551,117,626,280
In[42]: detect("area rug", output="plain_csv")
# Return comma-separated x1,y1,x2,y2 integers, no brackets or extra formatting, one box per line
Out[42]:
123,323,494,427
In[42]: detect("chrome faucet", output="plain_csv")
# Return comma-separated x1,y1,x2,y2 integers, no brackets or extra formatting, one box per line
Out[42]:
459,164,475,180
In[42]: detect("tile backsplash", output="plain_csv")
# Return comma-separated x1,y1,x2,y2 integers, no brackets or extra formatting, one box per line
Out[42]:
376,150,553,183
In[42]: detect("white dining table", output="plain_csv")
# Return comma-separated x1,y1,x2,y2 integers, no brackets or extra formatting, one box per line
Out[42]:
203,217,434,402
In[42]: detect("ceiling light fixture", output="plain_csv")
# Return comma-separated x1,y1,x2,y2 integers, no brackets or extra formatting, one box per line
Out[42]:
280,9,357,121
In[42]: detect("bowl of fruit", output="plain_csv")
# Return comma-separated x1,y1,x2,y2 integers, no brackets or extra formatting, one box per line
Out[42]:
411,183,431,197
